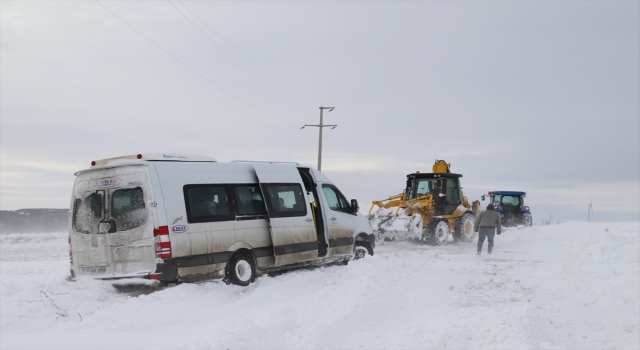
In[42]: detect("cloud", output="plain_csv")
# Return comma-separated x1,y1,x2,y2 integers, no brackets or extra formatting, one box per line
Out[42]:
0,1,638,220
1,159,85,174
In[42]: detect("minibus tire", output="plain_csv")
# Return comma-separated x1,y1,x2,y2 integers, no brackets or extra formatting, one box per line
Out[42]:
354,241,373,260
227,251,257,286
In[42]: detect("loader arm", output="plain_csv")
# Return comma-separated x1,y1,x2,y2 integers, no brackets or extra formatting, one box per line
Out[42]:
368,193,407,215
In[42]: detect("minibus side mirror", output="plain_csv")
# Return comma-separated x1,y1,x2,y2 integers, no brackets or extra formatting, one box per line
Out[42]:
350,199,359,214
481,195,486,201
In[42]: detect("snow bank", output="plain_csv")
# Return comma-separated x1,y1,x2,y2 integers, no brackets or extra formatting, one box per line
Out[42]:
0,232,69,262
1,223,638,349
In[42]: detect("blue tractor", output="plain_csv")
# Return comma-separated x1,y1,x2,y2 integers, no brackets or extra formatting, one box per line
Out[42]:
481,191,532,227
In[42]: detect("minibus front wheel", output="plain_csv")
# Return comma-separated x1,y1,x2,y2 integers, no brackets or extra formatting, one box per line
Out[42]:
354,241,373,260
227,251,257,286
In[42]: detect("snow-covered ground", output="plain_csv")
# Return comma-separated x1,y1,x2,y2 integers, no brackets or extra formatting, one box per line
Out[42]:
1,222,638,349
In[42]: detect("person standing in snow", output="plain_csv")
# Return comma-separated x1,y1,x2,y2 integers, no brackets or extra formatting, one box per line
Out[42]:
474,204,501,255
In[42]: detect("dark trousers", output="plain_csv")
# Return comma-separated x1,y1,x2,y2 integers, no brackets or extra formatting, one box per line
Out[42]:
477,227,495,250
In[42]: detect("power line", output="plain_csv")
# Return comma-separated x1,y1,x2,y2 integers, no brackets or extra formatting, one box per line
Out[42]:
288,128,303,161
168,0,314,122
177,0,319,108
94,0,297,128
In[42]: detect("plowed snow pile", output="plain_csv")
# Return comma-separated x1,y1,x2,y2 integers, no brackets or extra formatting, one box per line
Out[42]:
1,222,638,349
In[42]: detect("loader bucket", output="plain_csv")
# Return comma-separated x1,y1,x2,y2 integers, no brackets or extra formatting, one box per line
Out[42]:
368,208,423,241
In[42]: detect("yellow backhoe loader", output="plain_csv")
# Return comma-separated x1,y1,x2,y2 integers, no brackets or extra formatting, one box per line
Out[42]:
368,160,481,245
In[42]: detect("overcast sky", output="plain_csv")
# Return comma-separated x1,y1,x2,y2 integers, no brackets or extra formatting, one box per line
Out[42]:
1,1,638,222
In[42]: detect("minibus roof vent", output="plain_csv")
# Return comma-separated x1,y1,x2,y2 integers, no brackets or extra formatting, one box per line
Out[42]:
91,153,217,167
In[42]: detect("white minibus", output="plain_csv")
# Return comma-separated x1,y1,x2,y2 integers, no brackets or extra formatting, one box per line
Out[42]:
68,153,374,285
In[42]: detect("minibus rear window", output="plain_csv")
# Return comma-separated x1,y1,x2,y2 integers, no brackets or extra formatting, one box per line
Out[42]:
184,185,235,223
73,192,103,234
111,187,147,231
262,184,307,218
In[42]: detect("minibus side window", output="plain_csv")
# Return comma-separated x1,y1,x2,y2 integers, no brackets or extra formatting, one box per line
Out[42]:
73,191,103,233
321,185,350,213
184,185,235,223
111,187,147,231
262,184,307,218
232,185,267,218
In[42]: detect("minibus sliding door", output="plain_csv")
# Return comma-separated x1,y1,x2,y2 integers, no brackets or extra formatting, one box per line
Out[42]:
253,164,319,266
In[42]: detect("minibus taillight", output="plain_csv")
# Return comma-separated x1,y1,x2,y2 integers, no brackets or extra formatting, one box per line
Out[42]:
153,226,172,259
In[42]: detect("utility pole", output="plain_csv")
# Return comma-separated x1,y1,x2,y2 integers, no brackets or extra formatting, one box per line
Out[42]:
301,106,336,171
588,199,593,222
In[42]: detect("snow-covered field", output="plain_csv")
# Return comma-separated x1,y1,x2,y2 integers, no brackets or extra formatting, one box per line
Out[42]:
1,222,638,349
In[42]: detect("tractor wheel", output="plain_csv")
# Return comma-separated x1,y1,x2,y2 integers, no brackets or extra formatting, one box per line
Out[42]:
423,220,449,246
523,213,533,227
454,213,476,243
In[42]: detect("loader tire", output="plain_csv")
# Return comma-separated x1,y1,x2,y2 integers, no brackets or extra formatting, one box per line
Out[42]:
423,220,449,246
454,213,476,243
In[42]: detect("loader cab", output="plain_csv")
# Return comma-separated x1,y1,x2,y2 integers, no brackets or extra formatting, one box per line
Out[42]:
405,173,464,215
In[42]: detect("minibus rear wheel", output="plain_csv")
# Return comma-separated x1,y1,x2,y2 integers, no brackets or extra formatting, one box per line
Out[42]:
227,251,257,286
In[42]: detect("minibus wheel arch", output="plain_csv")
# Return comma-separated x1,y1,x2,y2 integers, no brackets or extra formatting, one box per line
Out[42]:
354,233,374,259
228,242,254,252
355,233,369,242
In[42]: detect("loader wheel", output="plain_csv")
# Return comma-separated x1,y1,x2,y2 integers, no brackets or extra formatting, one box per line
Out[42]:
423,220,449,246
523,213,533,227
454,213,476,243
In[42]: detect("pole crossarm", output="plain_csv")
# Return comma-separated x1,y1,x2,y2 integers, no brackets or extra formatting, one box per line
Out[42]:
300,106,337,171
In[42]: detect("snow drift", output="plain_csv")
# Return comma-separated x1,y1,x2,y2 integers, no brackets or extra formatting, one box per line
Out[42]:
1,222,638,349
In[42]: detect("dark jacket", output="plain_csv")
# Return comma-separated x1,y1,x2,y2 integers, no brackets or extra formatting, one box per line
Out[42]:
474,210,502,235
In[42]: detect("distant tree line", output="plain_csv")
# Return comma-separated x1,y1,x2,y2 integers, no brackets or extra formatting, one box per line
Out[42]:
0,209,69,233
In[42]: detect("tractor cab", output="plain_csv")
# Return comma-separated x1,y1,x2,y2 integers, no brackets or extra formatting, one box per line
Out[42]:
481,191,532,227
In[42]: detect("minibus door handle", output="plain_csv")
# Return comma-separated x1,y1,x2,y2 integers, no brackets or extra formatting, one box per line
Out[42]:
305,218,313,222
98,219,117,234
330,217,337,221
